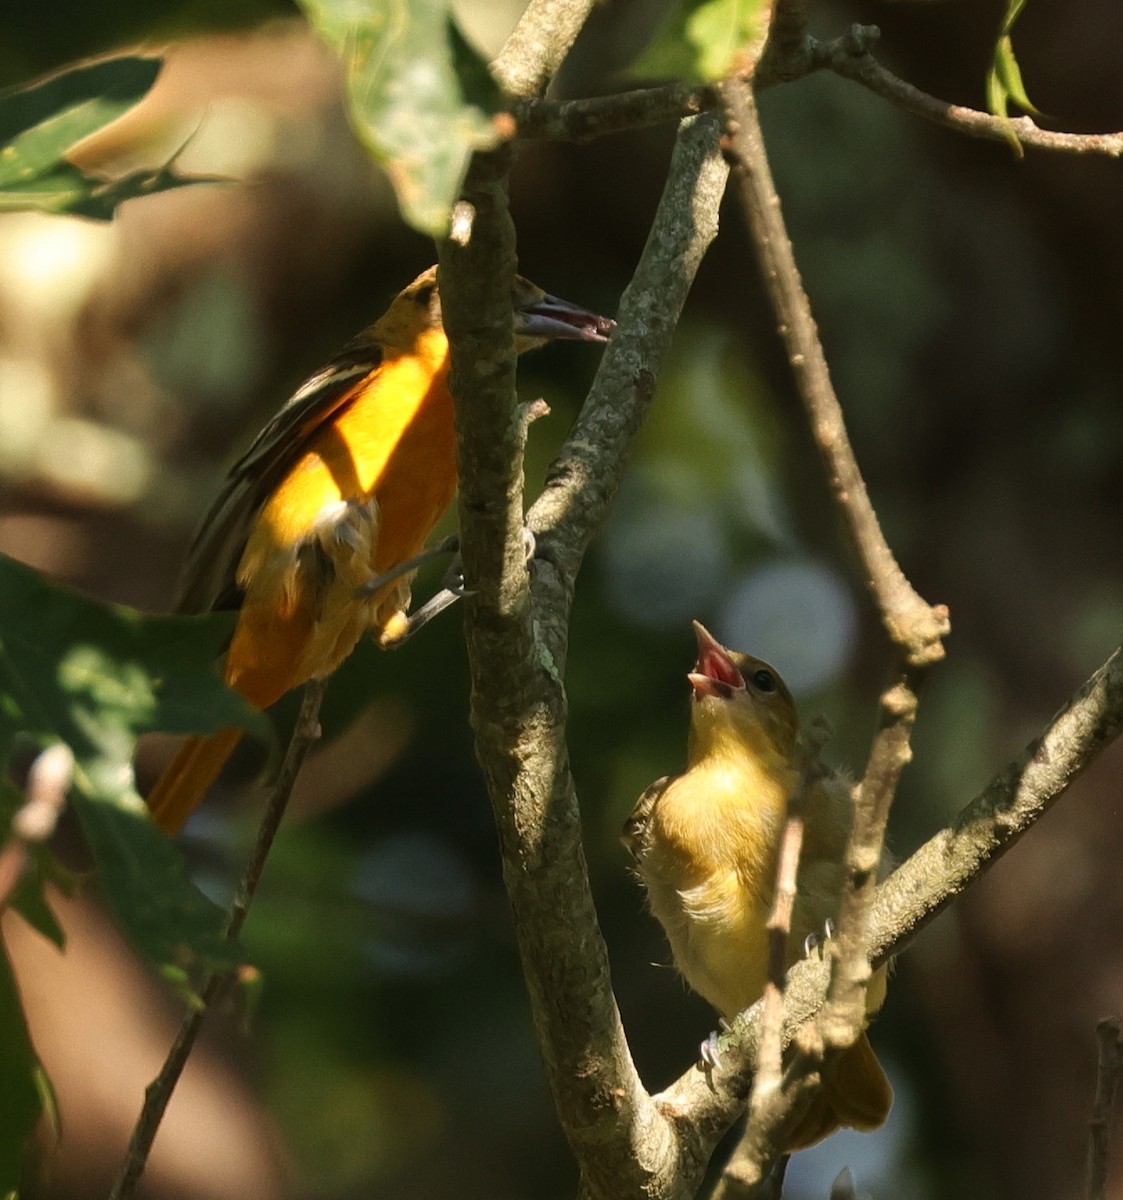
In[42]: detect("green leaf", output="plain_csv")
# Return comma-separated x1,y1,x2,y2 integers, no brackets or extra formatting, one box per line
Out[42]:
296,0,503,236
0,56,160,151
7,853,69,951
0,55,221,220
0,941,45,1194
986,0,1041,157
631,0,765,84
0,553,270,977
71,796,240,979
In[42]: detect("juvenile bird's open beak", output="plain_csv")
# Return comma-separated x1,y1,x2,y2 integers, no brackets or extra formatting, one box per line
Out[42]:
514,291,615,344
688,621,745,700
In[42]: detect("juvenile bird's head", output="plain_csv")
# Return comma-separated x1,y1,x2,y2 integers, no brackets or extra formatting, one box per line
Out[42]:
370,265,614,354
686,621,800,776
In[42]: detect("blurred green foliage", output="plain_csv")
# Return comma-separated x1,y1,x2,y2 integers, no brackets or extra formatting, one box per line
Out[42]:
0,554,273,1179
0,0,292,84
295,0,503,234
631,0,766,83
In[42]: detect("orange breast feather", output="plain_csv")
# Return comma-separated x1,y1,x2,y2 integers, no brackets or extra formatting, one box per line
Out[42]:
225,332,456,710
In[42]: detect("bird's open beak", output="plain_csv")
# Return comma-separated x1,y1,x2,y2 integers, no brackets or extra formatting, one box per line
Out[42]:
515,292,615,343
688,621,745,700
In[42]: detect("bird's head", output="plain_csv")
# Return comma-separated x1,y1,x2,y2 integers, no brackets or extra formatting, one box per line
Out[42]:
685,621,800,774
371,266,614,354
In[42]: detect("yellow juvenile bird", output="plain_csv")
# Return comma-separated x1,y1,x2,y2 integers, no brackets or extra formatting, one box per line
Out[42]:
623,621,892,1150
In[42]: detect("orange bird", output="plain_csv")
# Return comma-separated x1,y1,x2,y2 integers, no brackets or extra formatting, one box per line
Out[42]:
624,622,892,1150
148,267,613,833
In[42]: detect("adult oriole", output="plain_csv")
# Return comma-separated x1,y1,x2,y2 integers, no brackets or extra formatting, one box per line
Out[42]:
624,621,892,1150
148,266,613,834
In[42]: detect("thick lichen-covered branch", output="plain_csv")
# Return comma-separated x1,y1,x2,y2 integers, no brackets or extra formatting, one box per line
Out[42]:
442,110,730,1200
494,0,598,97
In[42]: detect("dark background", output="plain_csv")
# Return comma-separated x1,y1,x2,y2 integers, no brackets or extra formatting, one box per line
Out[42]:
2,1,1122,1196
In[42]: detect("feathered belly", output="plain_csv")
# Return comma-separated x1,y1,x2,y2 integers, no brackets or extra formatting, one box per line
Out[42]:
225,370,457,708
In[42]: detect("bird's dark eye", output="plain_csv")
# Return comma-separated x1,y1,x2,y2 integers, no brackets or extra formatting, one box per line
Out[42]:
750,668,776,693
413,283,435,307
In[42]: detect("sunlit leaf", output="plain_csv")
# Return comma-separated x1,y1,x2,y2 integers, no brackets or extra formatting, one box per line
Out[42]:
296,0,503,236
0,553,270,978
631,0,766,84
986,0,1041,158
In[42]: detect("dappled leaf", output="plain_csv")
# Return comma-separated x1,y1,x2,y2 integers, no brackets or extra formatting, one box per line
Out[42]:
0,55,160,151
0,553,268,977
631,0,765,84
0,942,45,1194
71,796,239,978
0,55,220,220
297,0,503,236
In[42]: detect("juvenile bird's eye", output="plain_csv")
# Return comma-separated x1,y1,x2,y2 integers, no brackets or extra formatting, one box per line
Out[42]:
413,284,435,306
750,668,776,693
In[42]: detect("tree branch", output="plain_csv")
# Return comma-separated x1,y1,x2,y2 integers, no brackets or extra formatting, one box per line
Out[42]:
528,113,728,587
109,680,326,1200
494,0,598,97
514,23,1123,161
1087,1017,1123,1200
819,25,1123,158
512,82,714,142
869,643,1123,963
764,0,810,65
441,110,728,1200
719,74,948,666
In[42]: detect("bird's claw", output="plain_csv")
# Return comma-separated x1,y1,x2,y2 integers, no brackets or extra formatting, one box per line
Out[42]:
437,526,535,598
439,555,475,599
385,525,537,645
803,917,836,959
698,1019,732,1070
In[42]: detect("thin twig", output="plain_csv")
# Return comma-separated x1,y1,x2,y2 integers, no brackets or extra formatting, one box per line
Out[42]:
108,680,326,1200
820,25,1123,158
710,1148,791,1200
513,82,714,142
757,807,806,1094
715,78,932,1176
818,671,914,1048
719,74,948,665
514,23,1123,158
706,813,806,1196
1087,1017,1123,1200
714,737,834,1192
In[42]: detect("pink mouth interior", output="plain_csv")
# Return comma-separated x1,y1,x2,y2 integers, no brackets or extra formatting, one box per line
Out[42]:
695,642,743,689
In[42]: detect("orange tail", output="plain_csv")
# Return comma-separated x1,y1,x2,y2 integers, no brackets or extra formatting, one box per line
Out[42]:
787,1031,893,1151
147,727,245,834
